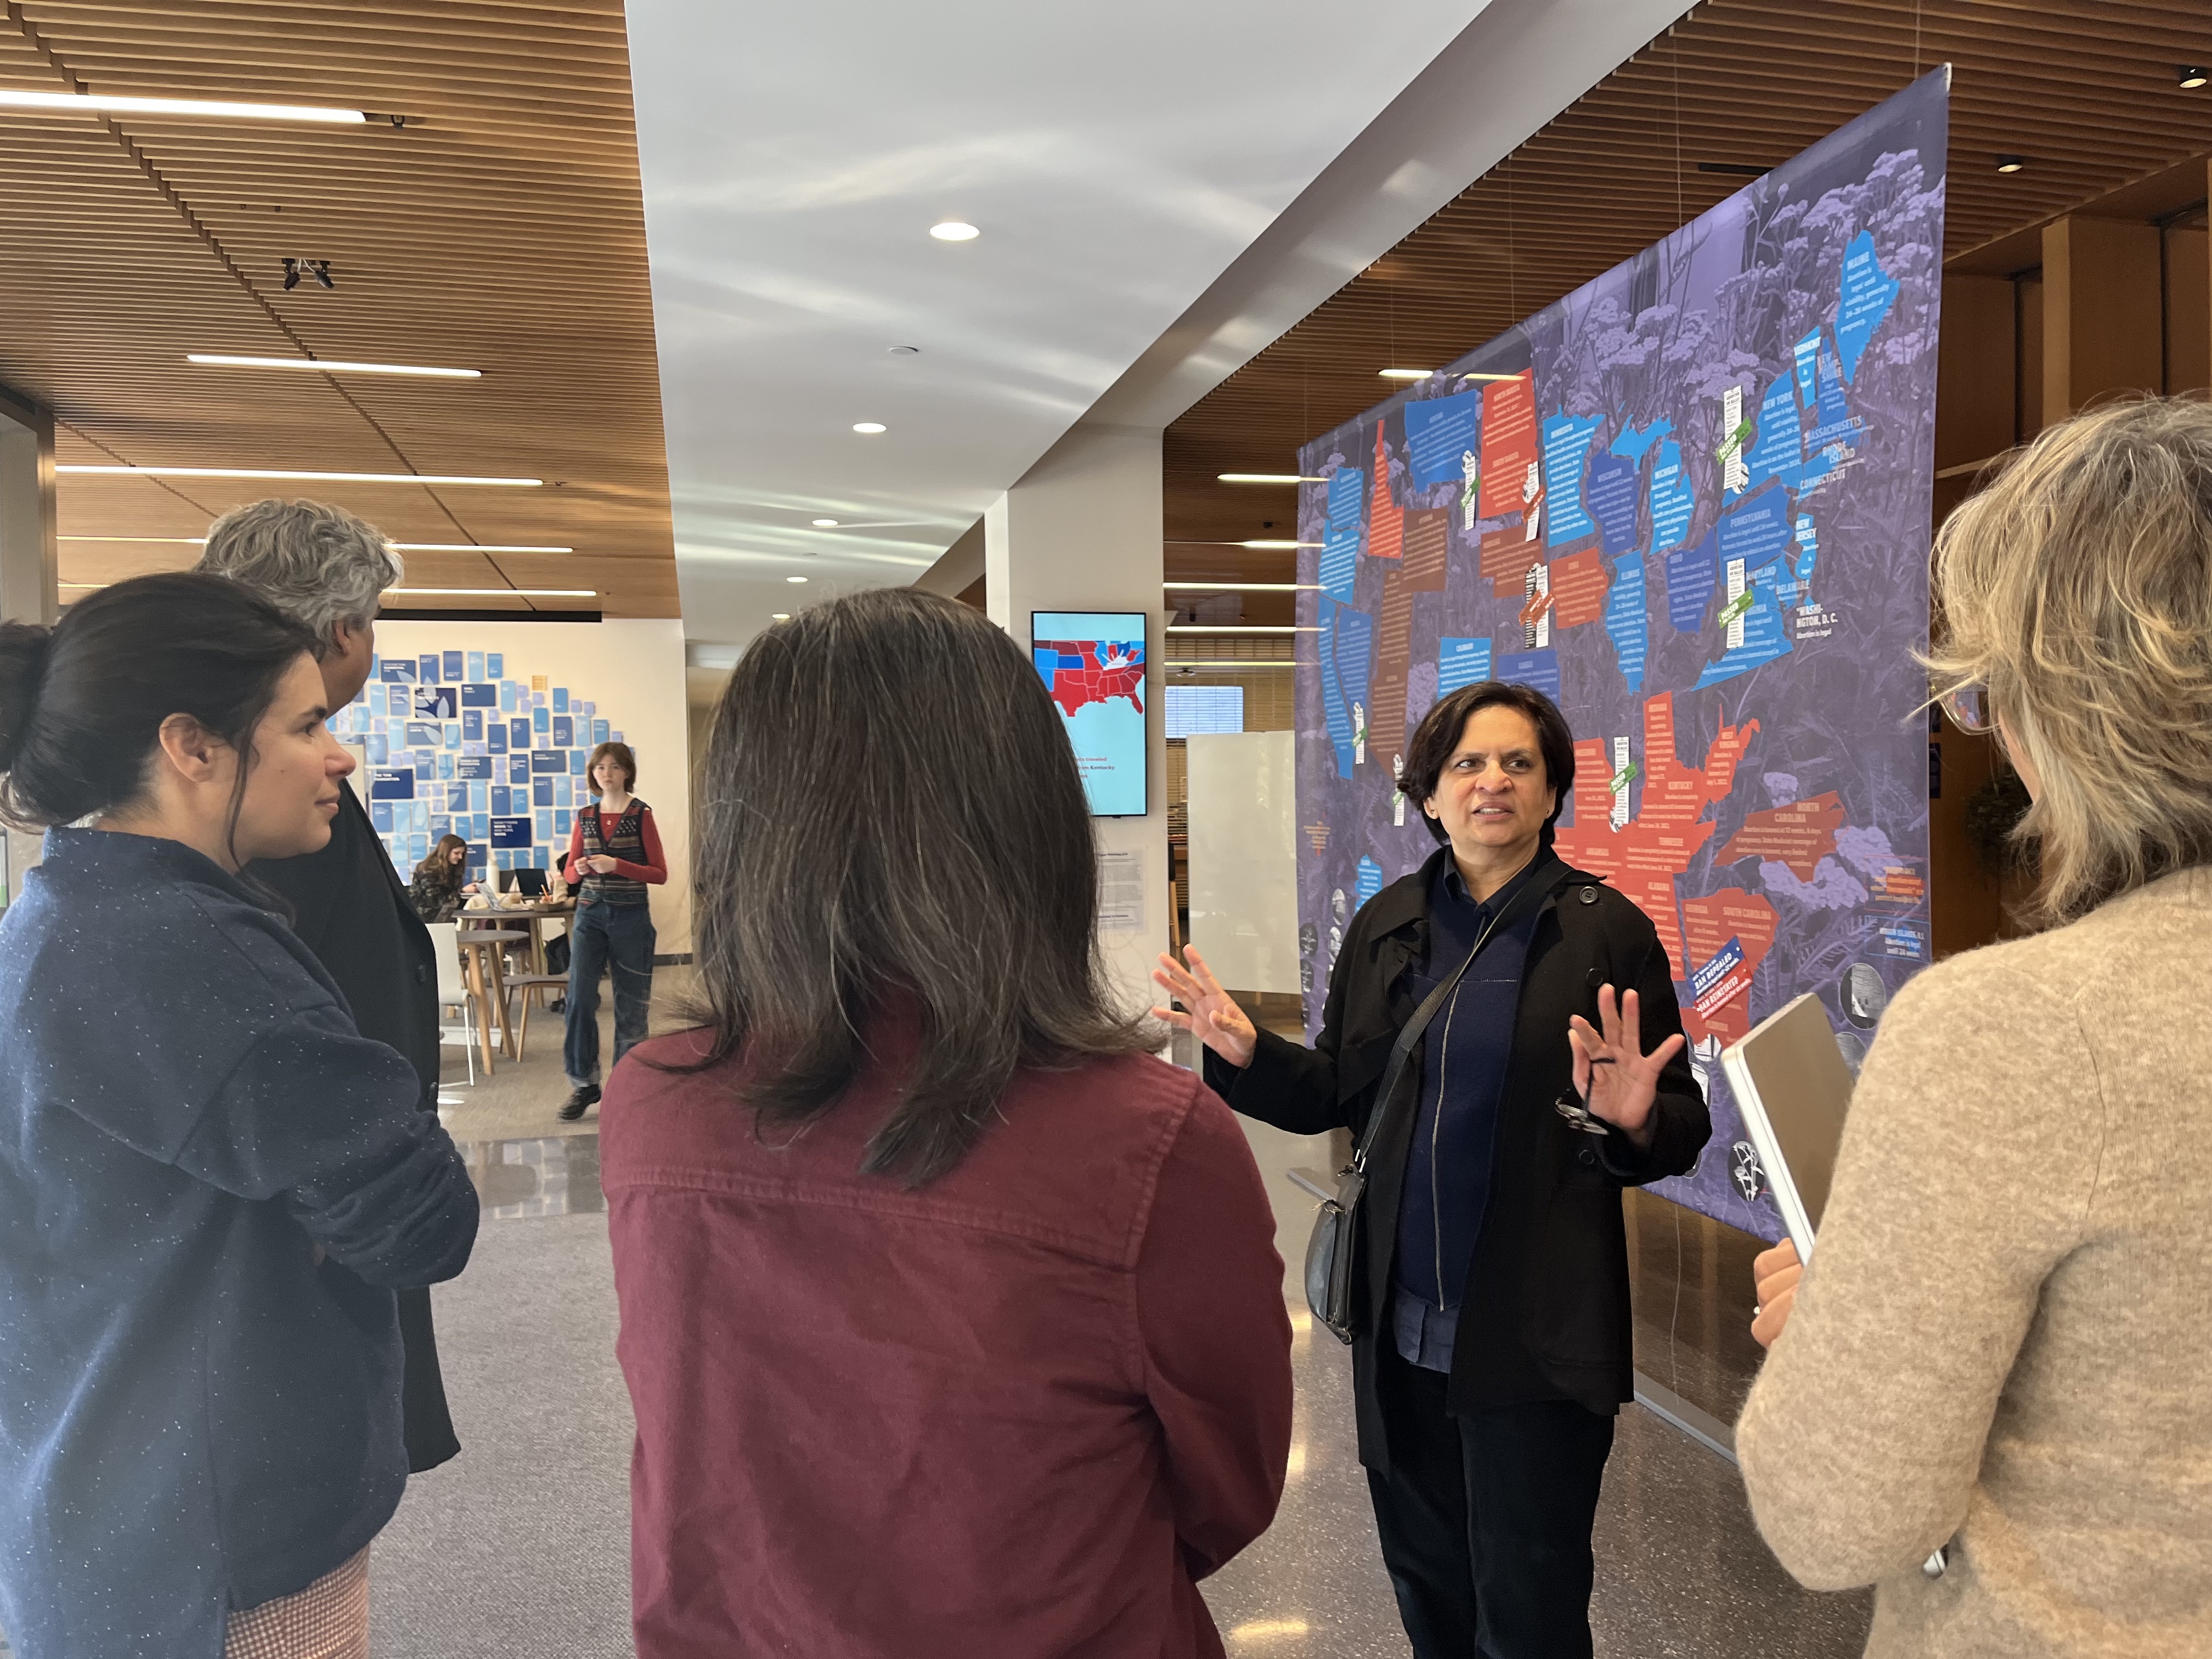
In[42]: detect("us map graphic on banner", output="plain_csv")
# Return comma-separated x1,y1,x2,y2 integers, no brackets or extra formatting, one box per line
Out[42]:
1293,71,1948,1239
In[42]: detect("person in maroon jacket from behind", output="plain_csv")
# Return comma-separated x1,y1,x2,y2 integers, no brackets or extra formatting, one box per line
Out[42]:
601,588,1293,1658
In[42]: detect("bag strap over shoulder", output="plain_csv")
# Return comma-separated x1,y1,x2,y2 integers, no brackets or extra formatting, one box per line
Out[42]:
1346,854,1564,1176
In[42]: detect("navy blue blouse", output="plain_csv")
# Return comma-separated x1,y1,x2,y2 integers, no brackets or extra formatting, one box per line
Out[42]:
0,828,478,1659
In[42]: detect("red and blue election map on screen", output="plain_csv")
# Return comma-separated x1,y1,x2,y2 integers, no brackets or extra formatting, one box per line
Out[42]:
1032,615,1147,817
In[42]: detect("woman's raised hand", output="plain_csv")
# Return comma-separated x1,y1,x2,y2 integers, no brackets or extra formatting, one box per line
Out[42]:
1151,945,1259,1070
1566,983,1684,1149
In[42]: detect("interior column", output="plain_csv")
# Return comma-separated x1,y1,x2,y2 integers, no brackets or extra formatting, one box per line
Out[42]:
983,420,1170,1024
0,383,57,905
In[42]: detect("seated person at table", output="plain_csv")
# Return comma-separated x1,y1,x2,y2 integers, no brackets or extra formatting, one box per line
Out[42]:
408,831,479,923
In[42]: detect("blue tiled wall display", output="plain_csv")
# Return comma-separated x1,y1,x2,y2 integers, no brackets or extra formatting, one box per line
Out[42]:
334,654,628,881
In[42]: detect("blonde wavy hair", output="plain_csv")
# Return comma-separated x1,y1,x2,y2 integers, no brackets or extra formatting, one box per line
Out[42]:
1930,396,2212,927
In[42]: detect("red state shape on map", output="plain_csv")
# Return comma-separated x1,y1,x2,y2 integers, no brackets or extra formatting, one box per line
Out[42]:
1482,527,1537,596
1477,371,1537,519
1548,548,1609,628
1368,420,1404,559
1401,510,1449,592
1716,792,1847,880
1679,889,1781,1045
1040,641,1146,718
1553,691,1760,977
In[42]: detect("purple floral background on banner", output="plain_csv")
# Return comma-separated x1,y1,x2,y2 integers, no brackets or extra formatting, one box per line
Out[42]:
1290,71,1950,1239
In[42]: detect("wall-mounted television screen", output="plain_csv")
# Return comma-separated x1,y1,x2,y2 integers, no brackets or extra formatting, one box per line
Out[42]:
1031,611,1147,817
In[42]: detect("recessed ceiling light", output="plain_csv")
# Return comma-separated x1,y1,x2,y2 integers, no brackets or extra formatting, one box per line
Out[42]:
2182,66,2209,89
851,422,887,435
1995,154,2025,174
929,222,979,241
786,575,808,584
888,345,921,355
384,587,596,597
811,517,839,527
0,89,366,123
187,353,481,378
1217,473,1324,484
1379,368,1434,380
57,465,540,486
770,612,791,621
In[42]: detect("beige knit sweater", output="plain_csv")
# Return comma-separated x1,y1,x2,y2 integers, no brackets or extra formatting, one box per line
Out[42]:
1737,867,2212,1657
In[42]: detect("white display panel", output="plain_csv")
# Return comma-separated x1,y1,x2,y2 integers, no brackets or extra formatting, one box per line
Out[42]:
1165,684,1244,738
1186,731,1300,995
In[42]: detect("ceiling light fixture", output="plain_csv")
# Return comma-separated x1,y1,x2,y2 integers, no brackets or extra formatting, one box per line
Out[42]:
888,345,921,355
811,517,839,527
0,88,367,123
1164,659,1295,669
60,534,206,544
1164,625,1314,634
1995,154,2025,174
280,258,335,291
1236,539,1320,549
1217,473,1323,484
2182,66,2209,89
770,612,791,620
929,221,980,241
1163,582,1321,592
187,353,481,378
1379,368,1434,380
391,543,573,553
384,587,596,598
851,422,887,435
786,575,808,584
58,465,541,486
1454,371,1526,382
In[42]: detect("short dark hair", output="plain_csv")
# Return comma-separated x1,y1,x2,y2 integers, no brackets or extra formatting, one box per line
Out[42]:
678,588,1152,1185
1396,680,1577,847
0,573,320,860
586,740,636,795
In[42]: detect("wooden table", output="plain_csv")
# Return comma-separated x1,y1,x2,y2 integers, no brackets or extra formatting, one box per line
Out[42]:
453,926,528,1066
460,899,575,977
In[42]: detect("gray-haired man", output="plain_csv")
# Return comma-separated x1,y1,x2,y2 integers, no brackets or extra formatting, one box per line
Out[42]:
198,498,462,1473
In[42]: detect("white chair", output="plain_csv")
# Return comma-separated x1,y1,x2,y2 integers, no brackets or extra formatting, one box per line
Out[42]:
426,921,478,1087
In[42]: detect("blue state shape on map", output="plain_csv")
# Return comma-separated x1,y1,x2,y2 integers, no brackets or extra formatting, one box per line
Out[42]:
1836,229,1901,383
1604,553,1647,693
1742,373,1804,490
1694,556,1795,689
1327,466,1365,527
1495,647,1561,701
1318,522,1361,601
1807,346,1859,450
1404,391,1482,488
1585,451,1640,554
1321,597,1376,779
1355,856,1385,911
1437,636,1492,695
1649,439,1695,554
1793,514,1820,591
1793,328,1822,409
1543,413,1604,545
1610,417,1672,462
1717,488,1795,572
1664,523,1718,633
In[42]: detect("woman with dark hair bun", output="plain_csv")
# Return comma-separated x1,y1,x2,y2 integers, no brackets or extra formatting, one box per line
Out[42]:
602,588,1293,1658
0,572,478,1659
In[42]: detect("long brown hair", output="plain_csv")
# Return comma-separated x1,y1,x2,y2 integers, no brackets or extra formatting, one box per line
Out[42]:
416,832,469,887
678,589,1152,1184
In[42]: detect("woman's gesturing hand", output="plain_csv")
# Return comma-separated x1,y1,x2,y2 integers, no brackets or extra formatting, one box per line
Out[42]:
1151,945,1259,1071
1566,983,1684,1149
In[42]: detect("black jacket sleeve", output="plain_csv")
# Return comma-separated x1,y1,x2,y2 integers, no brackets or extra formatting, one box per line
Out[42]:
1594,924,1709,1185
1201,922,1361,1138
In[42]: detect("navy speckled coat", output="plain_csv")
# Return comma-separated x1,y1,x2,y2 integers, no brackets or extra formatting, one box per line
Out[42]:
0,828,478,1659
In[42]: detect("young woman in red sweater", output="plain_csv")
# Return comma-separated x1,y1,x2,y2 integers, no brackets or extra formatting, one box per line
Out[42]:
557,740,667,1120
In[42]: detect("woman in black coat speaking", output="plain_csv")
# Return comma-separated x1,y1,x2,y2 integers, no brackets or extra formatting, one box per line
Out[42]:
1154,680,1709,1659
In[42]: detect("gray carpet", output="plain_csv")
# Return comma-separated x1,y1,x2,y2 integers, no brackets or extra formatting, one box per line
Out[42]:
369,1212,634,1657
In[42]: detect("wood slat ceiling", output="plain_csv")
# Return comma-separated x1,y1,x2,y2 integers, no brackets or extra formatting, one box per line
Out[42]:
1165,0,2212,613
0,0,674,615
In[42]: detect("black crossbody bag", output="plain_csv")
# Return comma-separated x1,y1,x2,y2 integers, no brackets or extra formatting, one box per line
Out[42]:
1304,856,1561,1345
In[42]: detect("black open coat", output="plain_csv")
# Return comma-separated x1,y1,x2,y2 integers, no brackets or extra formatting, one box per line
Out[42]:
250,786,460,1473
1206,848,1708,1474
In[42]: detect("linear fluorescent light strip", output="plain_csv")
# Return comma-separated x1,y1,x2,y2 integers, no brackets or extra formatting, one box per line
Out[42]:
1164,625,1314,634
59,535,574,552
0,89,366,123
1166,660,1295,669
1163,582,1319,592
385,588,595,598
58,466,540,486
188,354,481,378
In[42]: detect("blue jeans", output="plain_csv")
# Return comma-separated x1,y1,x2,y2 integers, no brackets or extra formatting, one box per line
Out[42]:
563,899,656,1090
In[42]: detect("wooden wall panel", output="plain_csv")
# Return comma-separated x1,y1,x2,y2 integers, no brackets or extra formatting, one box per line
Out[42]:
2041,216,2163,424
